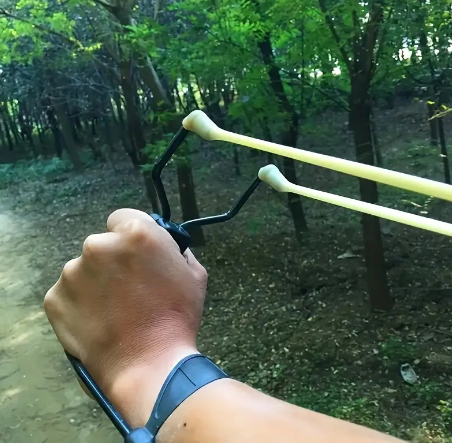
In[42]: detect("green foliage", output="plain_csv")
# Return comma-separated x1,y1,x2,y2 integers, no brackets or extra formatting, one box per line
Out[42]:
0,0,78,65
437,400,452,427
141,139,169,172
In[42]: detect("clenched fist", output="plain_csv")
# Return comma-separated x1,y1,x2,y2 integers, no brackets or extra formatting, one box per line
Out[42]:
44,208,208,426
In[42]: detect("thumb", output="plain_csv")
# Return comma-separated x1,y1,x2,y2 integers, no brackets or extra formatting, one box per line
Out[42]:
107,208,157,233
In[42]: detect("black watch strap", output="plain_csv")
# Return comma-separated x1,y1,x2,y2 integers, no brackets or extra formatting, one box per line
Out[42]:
125,354,228,443
147,354,228,438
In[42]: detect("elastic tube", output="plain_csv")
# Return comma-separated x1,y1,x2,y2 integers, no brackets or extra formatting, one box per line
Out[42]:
183,111,452,203
258,165,452,237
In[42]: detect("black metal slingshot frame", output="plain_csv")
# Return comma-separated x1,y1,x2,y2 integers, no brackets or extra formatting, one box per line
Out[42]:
65,124,263,440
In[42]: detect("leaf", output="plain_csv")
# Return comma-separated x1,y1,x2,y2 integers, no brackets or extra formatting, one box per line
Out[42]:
337,251,359,259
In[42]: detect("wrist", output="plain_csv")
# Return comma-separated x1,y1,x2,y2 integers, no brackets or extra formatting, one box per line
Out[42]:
106,345,199,427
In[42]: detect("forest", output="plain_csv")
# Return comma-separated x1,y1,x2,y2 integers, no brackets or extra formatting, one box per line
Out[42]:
0,0,452,442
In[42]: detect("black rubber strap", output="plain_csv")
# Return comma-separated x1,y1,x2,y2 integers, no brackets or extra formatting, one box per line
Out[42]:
144,354,228,440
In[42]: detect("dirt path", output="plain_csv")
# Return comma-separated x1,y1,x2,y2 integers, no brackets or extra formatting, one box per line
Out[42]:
0,193,116,443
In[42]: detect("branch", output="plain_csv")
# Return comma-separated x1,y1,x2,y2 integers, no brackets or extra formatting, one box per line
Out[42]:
84,11,120,63
0,6,120,85
318,0,352,75
402,63,434,86
93,56,120,83
373,7,393,74
91,0,115,13
351,9,361,39
0,8,82,49
208,34,350,111
362,1,384,75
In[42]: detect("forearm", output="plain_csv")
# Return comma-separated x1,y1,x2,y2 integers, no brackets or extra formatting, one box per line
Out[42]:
119,375,404,443
45,210,406,443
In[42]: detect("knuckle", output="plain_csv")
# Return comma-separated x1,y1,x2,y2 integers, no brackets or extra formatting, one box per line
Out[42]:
124,219,154,246
107,208,125,226
61,258,79,282
82,235,102,258
43,288,59,316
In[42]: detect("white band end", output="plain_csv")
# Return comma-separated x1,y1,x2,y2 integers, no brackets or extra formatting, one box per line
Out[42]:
258,165,289,192
182,110,220,141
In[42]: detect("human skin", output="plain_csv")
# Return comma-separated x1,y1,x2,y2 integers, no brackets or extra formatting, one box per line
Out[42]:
44,208,405,443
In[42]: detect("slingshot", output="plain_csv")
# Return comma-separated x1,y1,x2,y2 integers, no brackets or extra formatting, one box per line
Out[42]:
66,110,452,442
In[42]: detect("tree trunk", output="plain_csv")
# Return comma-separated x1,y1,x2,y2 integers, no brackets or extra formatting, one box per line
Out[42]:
112,7,171,109
103,114,115,154
51,98,84,171
281,116,308,241
47,107,63,157
437,116,451,184
91,117,97,136
113,91,125,127
36,117,45,146
8,103,21,143
1,104,19,145
113,90,132,155
18,101,38,157
283,156,308,239
370,106,382,167
120,63,145,167
0,120,8,150
1,117,14,151
257,34,308,241
177,161,205,246
120,61,159,213
351,82,392,311
68,109,82,144
187,81,200,110
259,116,275,164
100,4,202,223
428,102,439,147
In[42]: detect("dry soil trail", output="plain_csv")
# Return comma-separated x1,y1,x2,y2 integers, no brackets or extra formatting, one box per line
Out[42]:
0,193,117,443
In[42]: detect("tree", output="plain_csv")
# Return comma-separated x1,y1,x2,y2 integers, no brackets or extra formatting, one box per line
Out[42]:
319,0,394,311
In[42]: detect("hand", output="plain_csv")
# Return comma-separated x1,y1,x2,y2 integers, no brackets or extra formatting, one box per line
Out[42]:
44,208,208,426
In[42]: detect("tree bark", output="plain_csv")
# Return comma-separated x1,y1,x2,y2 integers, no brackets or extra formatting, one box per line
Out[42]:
370,106,382,167
112,6,171,109
51,98,84,171
1,104,19,145
320,0,391,310
36,117,45,146
428,102,439,147
1,117,14,151
46,106,63,158
257,34,308,241
351,82,393,311
177,161,205,246
9,102,22,142
113,89,133,155
437,116,451,184
18,101,38,157
98,1,202,235
0,120,9,150
119,60,160,213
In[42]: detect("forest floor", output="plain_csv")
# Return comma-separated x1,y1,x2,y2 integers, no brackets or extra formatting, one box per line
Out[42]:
1,101,452,442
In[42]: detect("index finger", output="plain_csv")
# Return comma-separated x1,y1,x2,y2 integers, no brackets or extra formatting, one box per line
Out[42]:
107,208,157,233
